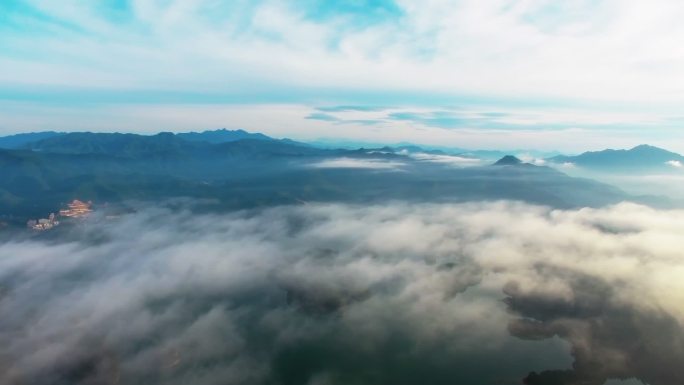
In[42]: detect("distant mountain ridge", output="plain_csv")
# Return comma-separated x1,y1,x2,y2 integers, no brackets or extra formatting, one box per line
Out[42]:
24,132,204,157
177,128,272,143
20,131,324,161
0,131,64,149
0,129,285,151
7,130,676,172
548,144,684,171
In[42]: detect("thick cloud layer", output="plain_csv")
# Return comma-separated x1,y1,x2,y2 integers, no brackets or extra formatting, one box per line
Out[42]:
1,202,683,385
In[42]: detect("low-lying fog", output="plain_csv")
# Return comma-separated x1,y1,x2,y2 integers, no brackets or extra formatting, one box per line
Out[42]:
2,201,683,385
551,166,684,207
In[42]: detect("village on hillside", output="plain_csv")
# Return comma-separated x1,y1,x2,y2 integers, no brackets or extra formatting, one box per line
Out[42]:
27,200,93,231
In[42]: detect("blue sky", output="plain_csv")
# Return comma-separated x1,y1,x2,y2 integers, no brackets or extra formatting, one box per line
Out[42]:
1,0,684,151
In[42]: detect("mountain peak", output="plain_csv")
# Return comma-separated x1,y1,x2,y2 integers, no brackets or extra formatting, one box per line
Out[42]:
629,144,671,153
176,129,273,144
493,155,523,166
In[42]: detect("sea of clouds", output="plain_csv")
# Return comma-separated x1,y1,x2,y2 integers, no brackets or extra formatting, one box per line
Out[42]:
1,201,683,385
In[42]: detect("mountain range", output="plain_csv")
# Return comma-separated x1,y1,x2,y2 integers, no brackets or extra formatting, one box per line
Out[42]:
0,129,277,149
5,130,682,171
0,129,675,226
547,144,684,171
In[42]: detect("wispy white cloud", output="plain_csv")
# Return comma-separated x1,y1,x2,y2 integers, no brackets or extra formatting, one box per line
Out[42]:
407,152,483,167
2,0,684,103
517,153,547,166
309,157,406,170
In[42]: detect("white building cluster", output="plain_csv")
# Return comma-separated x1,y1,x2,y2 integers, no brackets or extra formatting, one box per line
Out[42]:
27,213,59,231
